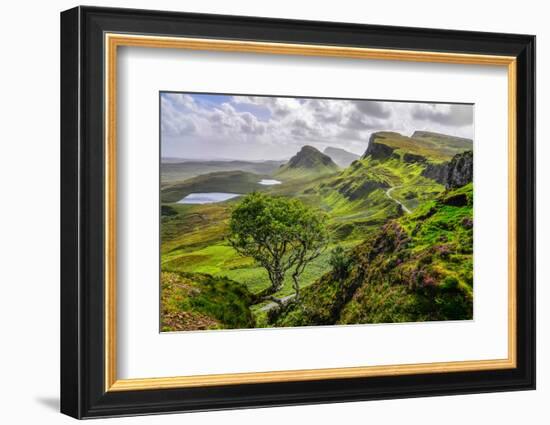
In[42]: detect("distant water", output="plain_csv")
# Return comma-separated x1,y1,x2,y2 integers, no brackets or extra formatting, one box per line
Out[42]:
178,192,241,204
258,179,282,186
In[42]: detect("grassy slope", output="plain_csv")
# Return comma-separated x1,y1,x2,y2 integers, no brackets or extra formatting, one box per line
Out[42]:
275,183,473,327
274,163,339,180
161,271,255,331
161,202,231,253
340,183,473,323
310,156,445,238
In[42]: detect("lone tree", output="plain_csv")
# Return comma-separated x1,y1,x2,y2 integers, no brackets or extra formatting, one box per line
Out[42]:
228,193,329,305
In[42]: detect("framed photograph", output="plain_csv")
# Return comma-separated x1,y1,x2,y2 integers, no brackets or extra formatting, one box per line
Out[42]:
60,6,535,419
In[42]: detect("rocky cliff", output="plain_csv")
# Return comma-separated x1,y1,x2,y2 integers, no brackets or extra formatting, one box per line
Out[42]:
422,162,448,185
421,150,473,189
445,150,473,189
362,134,398,160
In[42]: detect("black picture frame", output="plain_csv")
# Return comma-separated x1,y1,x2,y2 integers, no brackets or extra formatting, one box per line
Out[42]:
61,5,536,419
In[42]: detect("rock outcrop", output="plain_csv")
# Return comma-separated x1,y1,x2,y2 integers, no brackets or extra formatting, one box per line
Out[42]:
403,152,427,164
421,150,473,189
362,134,396,161
422,162,448,185
337,179,389,201
445,150,473,189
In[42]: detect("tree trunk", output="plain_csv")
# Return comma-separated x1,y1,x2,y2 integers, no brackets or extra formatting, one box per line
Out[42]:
291,272,300,302
252,269,284,304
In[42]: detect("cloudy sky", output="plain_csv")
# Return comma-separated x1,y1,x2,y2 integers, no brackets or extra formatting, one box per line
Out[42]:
161,92,473,161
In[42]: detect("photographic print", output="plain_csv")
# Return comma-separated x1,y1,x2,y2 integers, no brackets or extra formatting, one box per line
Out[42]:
160,92,474,332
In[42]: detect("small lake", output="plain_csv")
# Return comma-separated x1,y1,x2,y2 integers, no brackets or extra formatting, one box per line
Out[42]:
258,179,282,186
178,192,241,204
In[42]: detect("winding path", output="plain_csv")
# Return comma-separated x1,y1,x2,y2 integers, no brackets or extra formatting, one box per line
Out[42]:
258,294,296,312
385,186,412,214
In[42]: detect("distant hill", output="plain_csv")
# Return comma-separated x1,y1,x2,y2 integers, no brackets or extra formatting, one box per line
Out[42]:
161,170,267,203
362,131,472,162
276,145,339,179
323,147,360,167
161,159,286,185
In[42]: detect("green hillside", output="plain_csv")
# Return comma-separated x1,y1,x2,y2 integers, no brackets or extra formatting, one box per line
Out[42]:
274,183,474,327
161,271,254,331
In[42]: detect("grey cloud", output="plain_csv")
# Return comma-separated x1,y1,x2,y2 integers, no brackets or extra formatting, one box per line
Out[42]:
237,96,293,118
354,100,392,119
238,111,266,135
210,111,223,123
291,127,307,138
241,121,266,135
314,112,342,124
411,104,473,127
345,110,382,131
240,112,255,125
338,128,365,141
306,99,343,124
291,118,321,140
273,106,291,118
293,118,309,128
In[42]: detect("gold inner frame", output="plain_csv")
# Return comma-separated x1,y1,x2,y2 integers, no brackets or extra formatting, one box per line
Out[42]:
104,33,518,392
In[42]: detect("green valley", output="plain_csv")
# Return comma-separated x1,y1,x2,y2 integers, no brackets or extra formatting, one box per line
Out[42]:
160,130,474,331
